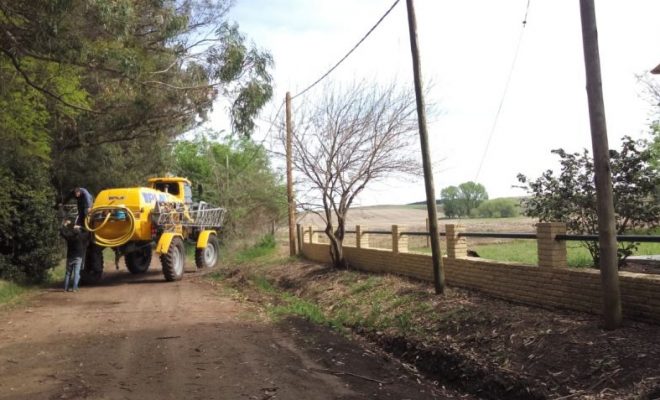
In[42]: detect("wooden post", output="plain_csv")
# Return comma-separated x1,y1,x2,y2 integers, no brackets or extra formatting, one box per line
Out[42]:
406,0,445,294
579,0,622,329
425,218,430,248
307,226,317,244
296,223,302,253
286,92,297,256
356,225,370,249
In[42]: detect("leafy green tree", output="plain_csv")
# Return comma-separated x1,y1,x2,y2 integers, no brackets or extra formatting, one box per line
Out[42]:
440,182,488,217
652,122,660,169
172,134,286,241
459,181,489,217
475,198,519,218
0,0,274,281
639,73,660,168
440,186,461,218
517,136,660,267
0,63,61,281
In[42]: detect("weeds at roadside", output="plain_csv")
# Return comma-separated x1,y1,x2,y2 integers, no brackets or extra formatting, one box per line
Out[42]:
0,263,67,307
233,234,278,263
208,238,660,400
209,236,446,337
0,281,28,306
270,293,328,325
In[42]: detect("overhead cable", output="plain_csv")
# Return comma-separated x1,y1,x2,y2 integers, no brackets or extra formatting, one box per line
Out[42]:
291,0,402,100
474,0,531,181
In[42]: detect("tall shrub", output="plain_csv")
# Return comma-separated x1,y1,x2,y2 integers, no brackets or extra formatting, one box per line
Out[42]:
517,136,660,267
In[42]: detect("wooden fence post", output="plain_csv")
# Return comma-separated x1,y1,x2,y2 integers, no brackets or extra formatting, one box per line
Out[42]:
296,223,302,254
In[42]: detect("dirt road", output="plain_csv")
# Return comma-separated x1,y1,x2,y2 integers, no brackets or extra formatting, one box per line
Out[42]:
0,266,456,400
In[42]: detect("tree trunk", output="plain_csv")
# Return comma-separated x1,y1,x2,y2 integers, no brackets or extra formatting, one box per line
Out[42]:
328,235,347,268
326,221,348,269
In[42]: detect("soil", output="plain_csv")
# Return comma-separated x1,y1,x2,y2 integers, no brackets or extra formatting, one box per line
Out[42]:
0,262,464,400
232,254,660,400
622,261,660,275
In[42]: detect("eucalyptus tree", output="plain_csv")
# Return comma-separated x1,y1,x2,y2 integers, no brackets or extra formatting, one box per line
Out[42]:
0,0,274,280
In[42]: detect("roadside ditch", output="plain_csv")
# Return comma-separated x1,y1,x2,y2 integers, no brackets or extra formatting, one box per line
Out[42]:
205,251,660,400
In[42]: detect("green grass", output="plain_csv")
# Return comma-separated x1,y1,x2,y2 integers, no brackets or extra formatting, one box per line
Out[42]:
48,263,67,283
0,263,67,307
474,241,660,267
472,240,539,265
206,270,228,282
414,240,660,268
233,234,278,263
270,293,329,325
0,280,28,305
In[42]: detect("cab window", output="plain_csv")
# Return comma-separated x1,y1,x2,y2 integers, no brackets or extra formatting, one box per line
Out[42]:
183,183,193,204
154,182,180,195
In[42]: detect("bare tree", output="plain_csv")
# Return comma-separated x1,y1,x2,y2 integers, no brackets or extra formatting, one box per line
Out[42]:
288,82,420,268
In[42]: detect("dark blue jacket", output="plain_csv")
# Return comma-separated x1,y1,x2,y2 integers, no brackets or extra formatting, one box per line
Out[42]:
64,188,94,217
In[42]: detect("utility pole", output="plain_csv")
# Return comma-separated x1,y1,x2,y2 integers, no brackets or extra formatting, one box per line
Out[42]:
286,92,297,256
405,0,444,294
579,0,621,329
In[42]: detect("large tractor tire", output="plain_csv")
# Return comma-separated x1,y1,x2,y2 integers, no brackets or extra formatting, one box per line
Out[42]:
81,243,104,285
126,246,152,274
195,234,219,269
161,237,185,281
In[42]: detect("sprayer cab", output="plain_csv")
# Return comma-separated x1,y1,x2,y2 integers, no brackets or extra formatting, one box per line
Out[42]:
147,177,193,206
82,177,225,284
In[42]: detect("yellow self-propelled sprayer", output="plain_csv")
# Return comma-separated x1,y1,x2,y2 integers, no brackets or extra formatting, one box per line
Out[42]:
81,177,225,283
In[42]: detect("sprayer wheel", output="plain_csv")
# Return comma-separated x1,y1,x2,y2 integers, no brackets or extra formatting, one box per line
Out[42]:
161,237,185,281
126,246,152,274
195,234,219,269
81,244,104,284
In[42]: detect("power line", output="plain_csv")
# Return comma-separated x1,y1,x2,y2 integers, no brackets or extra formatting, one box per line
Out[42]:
474,0,531,182
290,0,402,100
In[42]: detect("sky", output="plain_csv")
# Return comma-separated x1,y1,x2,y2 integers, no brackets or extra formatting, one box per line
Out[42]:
208,0,660,206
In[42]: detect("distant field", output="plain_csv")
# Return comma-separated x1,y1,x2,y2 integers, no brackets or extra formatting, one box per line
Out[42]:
296,206,658,265
297,206,537,250
298,206,536,232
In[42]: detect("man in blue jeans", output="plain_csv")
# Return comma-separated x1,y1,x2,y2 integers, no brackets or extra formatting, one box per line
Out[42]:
60,220,90,292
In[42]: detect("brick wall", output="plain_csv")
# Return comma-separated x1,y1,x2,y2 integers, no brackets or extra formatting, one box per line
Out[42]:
300,225,660,324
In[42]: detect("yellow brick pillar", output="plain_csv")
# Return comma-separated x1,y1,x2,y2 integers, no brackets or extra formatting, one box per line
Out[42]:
537,222,567,267
446,224,467,259
392,225,408,254
356,225,370,249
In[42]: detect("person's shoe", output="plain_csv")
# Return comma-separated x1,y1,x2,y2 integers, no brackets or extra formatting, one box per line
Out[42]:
72,289,79,292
